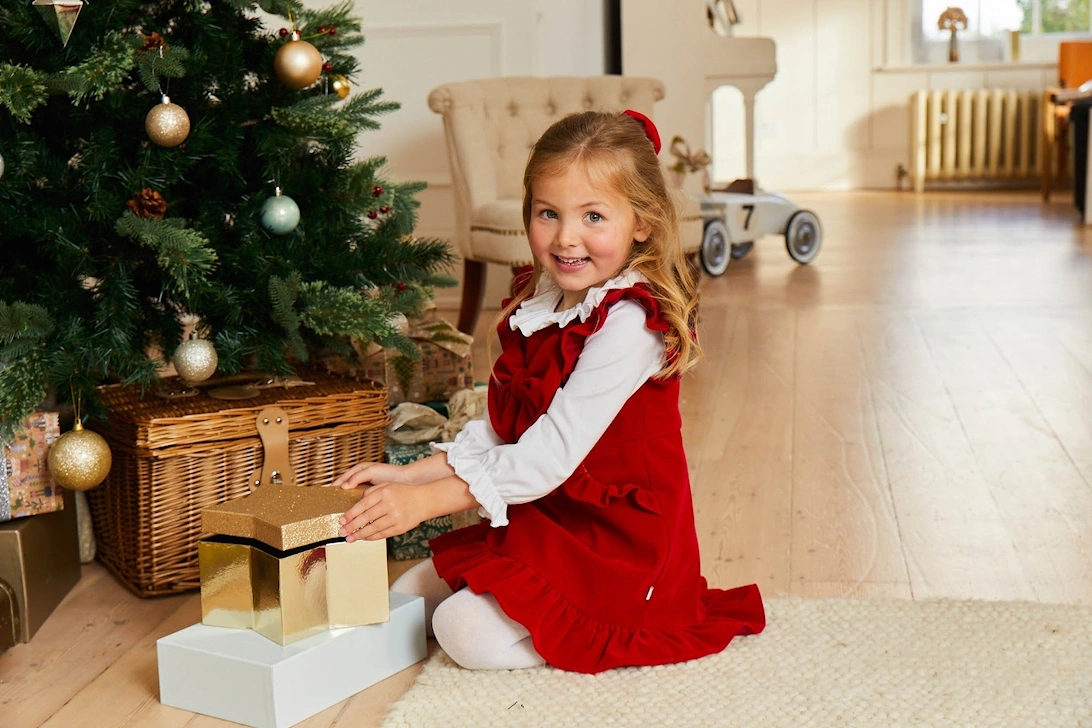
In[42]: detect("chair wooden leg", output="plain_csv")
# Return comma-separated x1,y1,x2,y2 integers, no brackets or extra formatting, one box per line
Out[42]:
1058,135,1070,192
1042,132,1053,202
1042,92,1055,203
457,259,487,335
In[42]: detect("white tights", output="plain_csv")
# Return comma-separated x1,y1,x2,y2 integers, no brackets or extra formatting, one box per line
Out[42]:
390,558,545,670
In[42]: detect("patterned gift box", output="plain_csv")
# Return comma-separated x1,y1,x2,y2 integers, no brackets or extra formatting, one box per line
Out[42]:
384,442,480,560
1,413,63,523
362,307,473,406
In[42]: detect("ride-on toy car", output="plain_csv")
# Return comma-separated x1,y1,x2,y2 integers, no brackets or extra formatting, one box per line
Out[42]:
695,181,822,276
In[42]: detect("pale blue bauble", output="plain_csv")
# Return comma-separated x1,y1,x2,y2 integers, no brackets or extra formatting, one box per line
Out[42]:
261,194,300,235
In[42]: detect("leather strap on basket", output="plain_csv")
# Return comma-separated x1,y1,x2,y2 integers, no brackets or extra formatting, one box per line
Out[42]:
252,407,296,488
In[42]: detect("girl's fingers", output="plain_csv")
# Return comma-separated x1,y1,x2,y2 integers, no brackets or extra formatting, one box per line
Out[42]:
339,494,370,527
332,462,379,488
346,513,393,542
340,508,374,539
339,484,391,537
332,463,360,487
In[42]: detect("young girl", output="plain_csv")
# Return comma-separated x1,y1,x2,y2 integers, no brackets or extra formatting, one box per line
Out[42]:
332,110,765,674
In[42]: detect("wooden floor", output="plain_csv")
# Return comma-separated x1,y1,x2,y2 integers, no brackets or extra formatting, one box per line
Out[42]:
3,190,1092,726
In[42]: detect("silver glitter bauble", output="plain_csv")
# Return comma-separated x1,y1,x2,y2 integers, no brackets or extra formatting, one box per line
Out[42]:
172,336,218,383
387,312,409,335
48,421,112,491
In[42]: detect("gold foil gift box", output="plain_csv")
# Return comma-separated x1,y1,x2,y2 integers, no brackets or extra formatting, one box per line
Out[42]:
198,408,388,646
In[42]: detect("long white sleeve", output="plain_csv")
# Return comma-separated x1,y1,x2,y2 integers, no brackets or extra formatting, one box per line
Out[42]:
433,299,664,526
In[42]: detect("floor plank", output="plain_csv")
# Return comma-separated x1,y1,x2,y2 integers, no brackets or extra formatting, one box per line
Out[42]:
861,311,1032,601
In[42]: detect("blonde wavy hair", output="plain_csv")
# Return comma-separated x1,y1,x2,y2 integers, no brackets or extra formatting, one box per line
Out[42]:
496,110,702,378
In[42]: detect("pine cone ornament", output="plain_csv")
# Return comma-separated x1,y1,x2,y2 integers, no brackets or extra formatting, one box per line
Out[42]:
127,188,168,219
141,32,165,51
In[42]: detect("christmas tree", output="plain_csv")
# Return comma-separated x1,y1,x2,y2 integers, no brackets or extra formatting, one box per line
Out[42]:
0,0,453,438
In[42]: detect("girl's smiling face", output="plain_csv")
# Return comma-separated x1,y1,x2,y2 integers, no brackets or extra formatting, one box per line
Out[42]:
527,164,651,310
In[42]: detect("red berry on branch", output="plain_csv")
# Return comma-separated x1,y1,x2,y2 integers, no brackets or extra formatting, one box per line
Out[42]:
367,210,378,219
372,185,382,197
396,283,407,292
329,27,338,35
323,62,333,73
279,27,289,36
318,25,328,33
380,205,390,214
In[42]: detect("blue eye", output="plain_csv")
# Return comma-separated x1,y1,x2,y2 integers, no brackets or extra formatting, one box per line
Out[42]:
586,212,602,223
540,209,558,219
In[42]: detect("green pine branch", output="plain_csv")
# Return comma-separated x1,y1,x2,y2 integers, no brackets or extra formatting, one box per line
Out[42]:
0,64,49,123
50,32,139,105
271,90,398,139
134,40,190,95
114,213,218,300
0,357,47,442
268,274,307,361
297,281,385,340
380,331,419,361
0,302,54,360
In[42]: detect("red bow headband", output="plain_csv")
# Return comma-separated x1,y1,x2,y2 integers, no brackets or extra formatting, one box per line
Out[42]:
623,109,661,155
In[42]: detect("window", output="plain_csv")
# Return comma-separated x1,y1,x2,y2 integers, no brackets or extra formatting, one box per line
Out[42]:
921,0,1090,38
1018,0,1092,34
921,1,1024,39
910,0,1091,64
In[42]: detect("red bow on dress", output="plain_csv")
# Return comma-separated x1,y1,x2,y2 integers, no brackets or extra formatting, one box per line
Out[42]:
623,109,661,155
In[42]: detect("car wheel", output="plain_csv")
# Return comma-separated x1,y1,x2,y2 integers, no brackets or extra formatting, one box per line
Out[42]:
785,210,822,264
700,219,731,276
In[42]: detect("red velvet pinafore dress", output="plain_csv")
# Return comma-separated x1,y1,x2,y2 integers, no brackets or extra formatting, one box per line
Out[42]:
429,285,765,674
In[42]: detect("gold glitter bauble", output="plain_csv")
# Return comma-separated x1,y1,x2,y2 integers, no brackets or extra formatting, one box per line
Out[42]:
145,96,191,147
173,336,219,383
48,422,112,491
274,37,323,90
330,74,351,100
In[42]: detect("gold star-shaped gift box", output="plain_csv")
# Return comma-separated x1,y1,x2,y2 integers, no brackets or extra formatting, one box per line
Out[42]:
199,476,388,646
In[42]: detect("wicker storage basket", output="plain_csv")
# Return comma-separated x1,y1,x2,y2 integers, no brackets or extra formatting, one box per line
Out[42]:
86,374,389,596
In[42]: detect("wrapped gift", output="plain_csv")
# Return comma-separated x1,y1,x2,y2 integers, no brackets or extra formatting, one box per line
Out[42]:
0,579,16,654
198,407,389,646
0,487,81,646
361,305,473,405
2,412,63,523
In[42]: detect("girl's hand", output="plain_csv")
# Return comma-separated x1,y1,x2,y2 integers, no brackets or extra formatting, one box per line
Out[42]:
339,482,428,541
331,462,407,489
332,452,455,489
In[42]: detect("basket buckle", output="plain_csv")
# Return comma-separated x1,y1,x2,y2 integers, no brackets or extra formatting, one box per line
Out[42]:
251,407,296,488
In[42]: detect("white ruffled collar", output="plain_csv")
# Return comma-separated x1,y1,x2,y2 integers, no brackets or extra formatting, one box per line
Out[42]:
508,270,647,336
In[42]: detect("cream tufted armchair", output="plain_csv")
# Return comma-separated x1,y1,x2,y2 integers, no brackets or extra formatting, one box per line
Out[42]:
428,76,702,334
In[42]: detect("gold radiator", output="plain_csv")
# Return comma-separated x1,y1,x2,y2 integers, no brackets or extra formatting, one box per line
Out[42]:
909,89,1042,192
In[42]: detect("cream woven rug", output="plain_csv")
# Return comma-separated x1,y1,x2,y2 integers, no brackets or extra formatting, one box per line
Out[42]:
380,598,1092,727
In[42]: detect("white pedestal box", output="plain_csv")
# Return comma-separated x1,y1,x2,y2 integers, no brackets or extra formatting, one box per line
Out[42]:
157,591,426,728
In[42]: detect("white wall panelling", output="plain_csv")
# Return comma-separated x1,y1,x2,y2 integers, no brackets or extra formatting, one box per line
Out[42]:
351,22,504,183
624,0,1060,190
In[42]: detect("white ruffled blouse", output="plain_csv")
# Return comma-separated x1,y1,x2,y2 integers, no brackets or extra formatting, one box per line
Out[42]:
432,271,665,526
